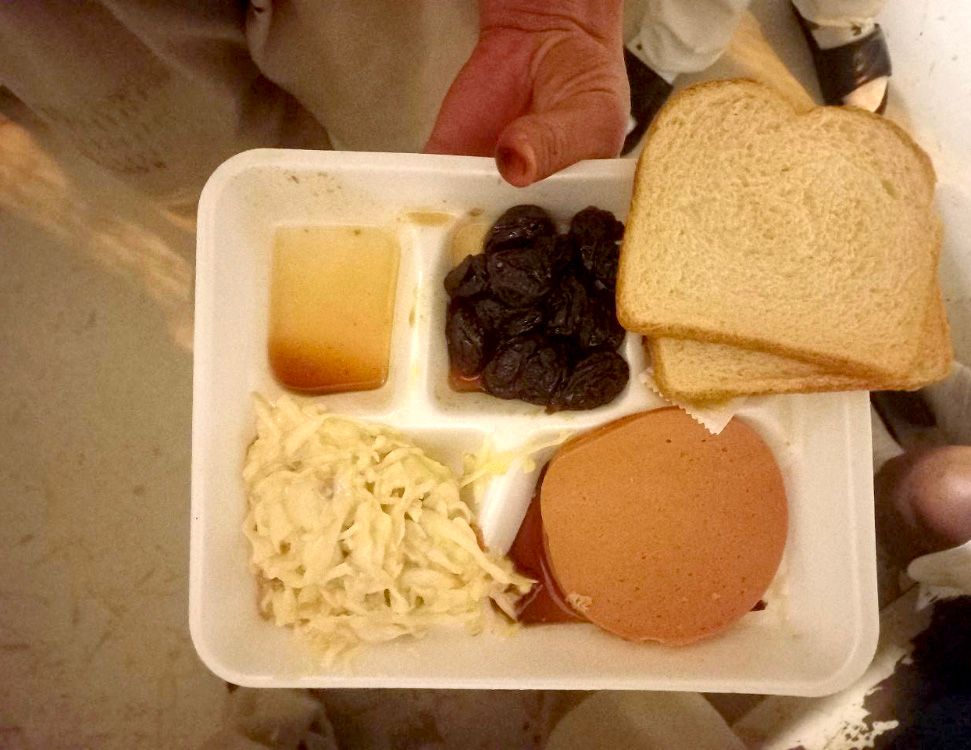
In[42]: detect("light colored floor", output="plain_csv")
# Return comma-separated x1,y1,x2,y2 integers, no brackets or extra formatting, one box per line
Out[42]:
1,2,969,748
0,125,218,747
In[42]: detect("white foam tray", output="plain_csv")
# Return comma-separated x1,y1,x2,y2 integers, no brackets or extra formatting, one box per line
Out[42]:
190,150,877,694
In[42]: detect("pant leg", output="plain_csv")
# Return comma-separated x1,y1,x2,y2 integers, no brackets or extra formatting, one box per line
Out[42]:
0,1,322,207
792,0,889,28
633,0,752,77
246,0,478,153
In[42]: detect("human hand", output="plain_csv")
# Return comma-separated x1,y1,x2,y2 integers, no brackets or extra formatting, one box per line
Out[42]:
425,0,629,187
879,446,971,554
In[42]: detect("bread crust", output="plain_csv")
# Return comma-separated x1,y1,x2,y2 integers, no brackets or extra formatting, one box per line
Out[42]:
617,79,949,387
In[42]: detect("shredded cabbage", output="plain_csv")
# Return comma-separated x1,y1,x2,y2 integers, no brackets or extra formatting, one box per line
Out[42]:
462,431,571,512
243,394,534,661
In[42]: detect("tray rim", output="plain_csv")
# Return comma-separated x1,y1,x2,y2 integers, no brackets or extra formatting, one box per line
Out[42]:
189,149,878,695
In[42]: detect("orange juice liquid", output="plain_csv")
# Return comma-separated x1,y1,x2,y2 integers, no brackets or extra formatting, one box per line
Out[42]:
268,226,399,393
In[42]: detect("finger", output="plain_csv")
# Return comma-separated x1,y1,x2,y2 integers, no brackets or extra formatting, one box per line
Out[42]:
424,44,530,156
495,91,627,186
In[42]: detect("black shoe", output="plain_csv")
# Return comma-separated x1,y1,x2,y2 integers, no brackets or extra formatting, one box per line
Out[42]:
792,1,891,114
621,47,673,155
871,390,945,450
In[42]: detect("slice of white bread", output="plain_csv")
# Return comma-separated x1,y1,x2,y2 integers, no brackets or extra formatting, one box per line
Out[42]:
616,79,943,379
649,285,952,404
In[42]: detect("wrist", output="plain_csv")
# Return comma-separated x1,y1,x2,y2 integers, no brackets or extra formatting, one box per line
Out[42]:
479,0,623,43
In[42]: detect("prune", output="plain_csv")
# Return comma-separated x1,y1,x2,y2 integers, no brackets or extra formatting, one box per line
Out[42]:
503,308,545,338
481,335,539,399
546,276,589,338
516,343,569,405
550,234,577,278
577,294,626,351
486,245,553,307
445,204,630,411
445,303,488,376
570,206,624,244
470,298,543,340
581,241,620,290
549,350,629,411
482,335,568,405
472,297,512,334
484,205,555,254
444,253,489,299
570,207,624,290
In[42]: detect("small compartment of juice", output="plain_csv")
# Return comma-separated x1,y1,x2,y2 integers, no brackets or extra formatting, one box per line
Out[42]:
268,225,399,393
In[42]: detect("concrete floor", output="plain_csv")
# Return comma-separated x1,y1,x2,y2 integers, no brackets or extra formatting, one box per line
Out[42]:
1,1,969,748
0,123,215,747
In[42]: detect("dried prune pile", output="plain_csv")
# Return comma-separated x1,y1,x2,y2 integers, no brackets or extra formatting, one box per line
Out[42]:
444,205,629,411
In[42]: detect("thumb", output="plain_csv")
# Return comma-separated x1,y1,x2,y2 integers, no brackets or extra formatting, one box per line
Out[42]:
495,91,628,186
424,43,530,157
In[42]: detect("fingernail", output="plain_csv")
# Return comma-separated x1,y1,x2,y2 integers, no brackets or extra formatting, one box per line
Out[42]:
497,143,535,187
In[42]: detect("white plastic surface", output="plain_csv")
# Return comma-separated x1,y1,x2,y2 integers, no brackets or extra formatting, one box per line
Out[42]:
190,150,878,694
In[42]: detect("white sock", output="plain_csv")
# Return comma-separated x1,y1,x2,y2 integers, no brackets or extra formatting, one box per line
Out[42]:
653,69,678,86
843,75,889,111
810,20,876,50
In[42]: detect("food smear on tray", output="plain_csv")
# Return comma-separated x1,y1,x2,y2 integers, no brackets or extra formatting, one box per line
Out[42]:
269,225,399,393
444,205,629,411
243,395,532,661
449,221,489,266
402,210,452,227
508,470,585,625
509,408,788,645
